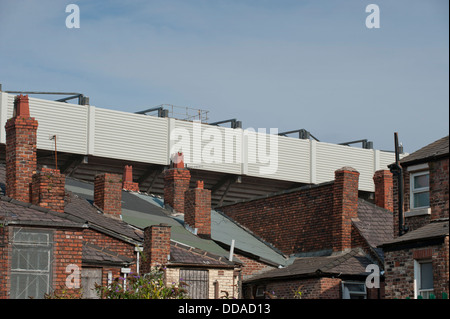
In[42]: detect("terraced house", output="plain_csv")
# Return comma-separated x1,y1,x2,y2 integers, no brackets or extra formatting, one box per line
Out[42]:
381,136,449,299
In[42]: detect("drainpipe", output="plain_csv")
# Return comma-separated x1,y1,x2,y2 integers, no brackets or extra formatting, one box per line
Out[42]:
389,132,406,236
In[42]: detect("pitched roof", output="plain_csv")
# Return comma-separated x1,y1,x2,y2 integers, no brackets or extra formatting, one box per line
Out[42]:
353,199,394,248
380,219,449,249
400,136,449,165
83,242,134,266
246,249,373,283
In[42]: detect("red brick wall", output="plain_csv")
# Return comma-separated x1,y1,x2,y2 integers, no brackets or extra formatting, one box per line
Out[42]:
373,170,394,212
164,168,191,213
251,277,342,299
220,168,359,255
185,181,211,238
384,239,449,299
53,229,83,296
0,224,9,299
429,158,449,220
31,168,66,213
94,173,122,219
5,95,38,203
393,157,449,237
234,253,276,279
141,224,171,272
122,165,139,192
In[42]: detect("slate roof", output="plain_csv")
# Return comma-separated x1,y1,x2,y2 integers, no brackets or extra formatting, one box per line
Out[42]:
170,241,236,267
380,219,449,249
353,199,393,248
83,242,134,266
246,249,373,283
0,195,84,229
400,136,449,165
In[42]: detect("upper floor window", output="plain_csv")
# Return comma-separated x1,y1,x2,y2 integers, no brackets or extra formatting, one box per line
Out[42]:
410,171,430,209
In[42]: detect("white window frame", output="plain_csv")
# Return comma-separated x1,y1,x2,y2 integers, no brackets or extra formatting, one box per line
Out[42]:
414,259,434,299
342,281,367,299
408,168,431,216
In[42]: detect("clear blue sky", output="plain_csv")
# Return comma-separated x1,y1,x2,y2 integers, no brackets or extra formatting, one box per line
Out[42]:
0,0,448,153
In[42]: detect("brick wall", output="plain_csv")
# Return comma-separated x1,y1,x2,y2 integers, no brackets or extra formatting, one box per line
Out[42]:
53,229,83,297
384,239,449,299
164,168,191,213
393,157,449,237
251,277,341,299
122,165,139,192
234,252,276,279
31,168,66,213
166,267,239,299
5,95,38,203
429,158,449,220
220,167,360,255
94,173,122,219
0,224,9,299
141,224,171,273
184,181,211,238
373,170,394,212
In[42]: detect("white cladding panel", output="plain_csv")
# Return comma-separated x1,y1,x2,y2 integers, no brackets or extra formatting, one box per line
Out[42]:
316,142,376,191
94,108,168,164
7,95,88,154
0,92,399,191
247,133,310,182
171,120,242,175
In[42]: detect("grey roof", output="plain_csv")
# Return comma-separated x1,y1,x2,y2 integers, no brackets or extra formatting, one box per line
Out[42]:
400,136,449,165
64,178,234,260
0,195,84,228
380,219,449,249
246,249,373,283
353,199,394,248
83,242,134,266
170,241,236,267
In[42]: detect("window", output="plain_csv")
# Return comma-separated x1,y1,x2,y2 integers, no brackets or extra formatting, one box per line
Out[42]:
342,282,367,299
410,171,430,209
180,269,209,299
415,260,434,299
10,229,53,299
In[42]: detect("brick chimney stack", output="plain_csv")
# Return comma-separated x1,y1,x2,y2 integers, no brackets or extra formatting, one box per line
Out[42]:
373,170,394,212
122,165,139,192
141,223,171,272
164,152,191,213
332,167,360,252
5,95,38,203
94,173,122,219
185,180,212,238
31,167,66,213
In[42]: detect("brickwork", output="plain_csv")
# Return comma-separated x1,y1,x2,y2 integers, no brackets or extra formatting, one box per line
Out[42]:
220,167,359,255
31,168,66,213
141,224,171,273
0,224,9,299
373,169,394,212
122,165,139,192
384,240,449,299
53,229,83,297
254,277,341,299
234,252,276,279
332,167,360,252
184,180,211,238
164,168,191,213
429,158,449,220
5,95,38,203
94,173,122,219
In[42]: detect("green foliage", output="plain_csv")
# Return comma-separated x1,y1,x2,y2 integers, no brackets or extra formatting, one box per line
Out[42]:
44,286,82,299
95,267,189,299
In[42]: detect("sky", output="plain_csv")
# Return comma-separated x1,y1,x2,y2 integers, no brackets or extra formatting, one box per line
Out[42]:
0,0,448,153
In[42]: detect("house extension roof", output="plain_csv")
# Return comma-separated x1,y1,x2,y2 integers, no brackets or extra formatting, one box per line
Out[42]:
245,249,373,283
380,219,449,250
400,136,449,165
